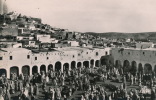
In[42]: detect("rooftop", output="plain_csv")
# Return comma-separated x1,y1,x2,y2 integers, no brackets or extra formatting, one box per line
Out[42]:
0,48,31,52
115,47,156,51
30,47,95,53
56,46,100,52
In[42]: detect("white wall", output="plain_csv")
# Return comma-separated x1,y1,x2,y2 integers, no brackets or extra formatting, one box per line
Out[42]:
112,47,156,70
0,47,111,78
136,42,153,49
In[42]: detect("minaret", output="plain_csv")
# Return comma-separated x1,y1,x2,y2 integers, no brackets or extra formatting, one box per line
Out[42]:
3,0,8,14
0,0,8,15
0,0,4,15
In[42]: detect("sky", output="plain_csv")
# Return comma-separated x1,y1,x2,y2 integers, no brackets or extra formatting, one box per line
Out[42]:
5,0,156,33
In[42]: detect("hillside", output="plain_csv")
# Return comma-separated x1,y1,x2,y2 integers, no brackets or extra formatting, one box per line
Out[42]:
84,32,156,41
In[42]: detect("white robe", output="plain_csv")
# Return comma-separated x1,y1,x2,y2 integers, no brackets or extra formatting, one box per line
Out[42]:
46,76,49,83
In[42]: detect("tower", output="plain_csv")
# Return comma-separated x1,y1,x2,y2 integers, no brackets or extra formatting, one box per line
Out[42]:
3,0,8,14
0,0,8,15
0,0,4,15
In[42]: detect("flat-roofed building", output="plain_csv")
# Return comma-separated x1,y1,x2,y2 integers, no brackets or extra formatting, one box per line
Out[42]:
111,47,156,74
0,47,111,78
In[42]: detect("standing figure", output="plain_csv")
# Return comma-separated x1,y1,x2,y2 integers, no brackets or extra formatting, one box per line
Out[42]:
151,89,156,100
45,74,49,83
49,87,55,100
80,95,86,100
69,88,72,97
130,74,134,85
4,89,10,100
34,83,39,95
10,81,15,94
18,81,23,91
134,75,137,84
30,84,34,95
15,80,19,92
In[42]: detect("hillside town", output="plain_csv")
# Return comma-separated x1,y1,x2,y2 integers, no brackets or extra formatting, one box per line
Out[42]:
1,1,156,100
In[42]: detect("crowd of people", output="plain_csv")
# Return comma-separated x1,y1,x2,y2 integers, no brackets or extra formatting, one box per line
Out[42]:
0,65,156,100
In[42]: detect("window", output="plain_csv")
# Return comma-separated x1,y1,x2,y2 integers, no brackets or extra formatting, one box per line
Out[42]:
10,56,13,60
47,57,49,60
27,55,30,59
0,57,2,60
35,57,37,60
96,52,98,56
86,52,88,54
73,55,75,58
106,52,108,55
78,54,80,56
143,52,145,55
128,52,130,55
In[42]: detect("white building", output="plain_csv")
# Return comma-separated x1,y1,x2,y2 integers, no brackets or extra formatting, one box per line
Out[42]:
112,47,156,74
136,42,153,49
16,36,34,41
0,47,111,78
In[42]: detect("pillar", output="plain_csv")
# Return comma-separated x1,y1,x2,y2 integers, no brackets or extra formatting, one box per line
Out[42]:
93,60,95,68
61,64,63,73
81,61,84,68
88,60,90,68
6,68,9,79
45,65,48,73
69,63,71,71
38,65,40,74
19,67,22,75
53,64,55,71
29,66,32,76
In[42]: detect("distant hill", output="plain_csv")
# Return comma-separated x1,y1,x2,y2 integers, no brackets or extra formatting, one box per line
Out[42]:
84,32,156,42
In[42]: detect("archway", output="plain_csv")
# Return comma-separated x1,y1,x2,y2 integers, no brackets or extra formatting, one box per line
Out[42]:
123,60,130,73
83,61,89,68
138,63,143,74
71,61,76,70
131,61,137,75
0,69,7,77
95,60,100,67
10,66,19,77
32,66,38,75
101,58,107,66
77,62,82,68
22,65,30,76
63,63,69,71
144,63,152,74
90,59,94,68
48,64,53,71
115,60,121,68
55,61,61,72
40,65,46,74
